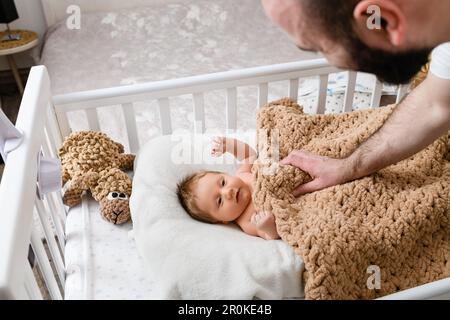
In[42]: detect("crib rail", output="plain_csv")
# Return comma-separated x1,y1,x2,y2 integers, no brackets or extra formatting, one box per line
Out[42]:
52,59,410,153
0,66,65,299
1,60,431,301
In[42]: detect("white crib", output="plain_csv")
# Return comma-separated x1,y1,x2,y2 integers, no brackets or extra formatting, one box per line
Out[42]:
1,59,449,300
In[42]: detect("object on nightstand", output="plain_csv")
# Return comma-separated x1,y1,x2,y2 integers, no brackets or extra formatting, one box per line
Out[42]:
0,29,39,95
0,0,20,42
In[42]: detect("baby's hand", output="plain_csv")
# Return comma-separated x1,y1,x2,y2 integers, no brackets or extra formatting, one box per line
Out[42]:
211,136,226,157
250,211,279,240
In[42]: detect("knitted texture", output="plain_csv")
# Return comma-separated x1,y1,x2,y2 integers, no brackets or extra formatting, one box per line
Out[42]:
253,98,450,299
411,62,430,89
59,131,131,178
59,131,135,224
91,168,132,201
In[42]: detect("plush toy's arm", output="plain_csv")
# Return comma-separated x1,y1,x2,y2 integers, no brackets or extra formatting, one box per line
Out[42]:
119,154,135,171
62,172,99,207
61,166,71,185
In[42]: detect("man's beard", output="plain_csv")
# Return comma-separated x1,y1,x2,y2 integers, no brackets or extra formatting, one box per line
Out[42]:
349,37,432,85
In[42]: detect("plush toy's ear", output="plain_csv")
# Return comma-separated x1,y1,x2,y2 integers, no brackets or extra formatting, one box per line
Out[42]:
119,154,135,171
114,141,125,153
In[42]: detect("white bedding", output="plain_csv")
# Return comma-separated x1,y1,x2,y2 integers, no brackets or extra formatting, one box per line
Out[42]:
130,134,305,299
64,195,156,299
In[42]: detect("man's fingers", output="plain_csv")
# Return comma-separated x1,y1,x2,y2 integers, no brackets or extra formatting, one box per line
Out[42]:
280,150,311,166
280,153,298,166
293,179,324,197
280,157,291,165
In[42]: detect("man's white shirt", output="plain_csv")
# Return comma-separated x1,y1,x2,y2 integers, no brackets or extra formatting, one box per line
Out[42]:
430,42,450,79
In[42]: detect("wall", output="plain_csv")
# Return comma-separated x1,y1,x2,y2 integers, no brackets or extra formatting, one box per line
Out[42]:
0,0,47,71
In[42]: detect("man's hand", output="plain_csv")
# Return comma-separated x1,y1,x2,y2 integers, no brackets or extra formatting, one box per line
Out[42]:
280,74,450,198
280,150,355,197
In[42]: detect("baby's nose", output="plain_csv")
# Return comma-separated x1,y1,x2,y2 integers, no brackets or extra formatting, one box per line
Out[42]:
224,188,234,200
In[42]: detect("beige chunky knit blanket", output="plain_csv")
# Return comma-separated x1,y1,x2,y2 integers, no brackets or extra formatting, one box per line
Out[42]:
252,99,450,299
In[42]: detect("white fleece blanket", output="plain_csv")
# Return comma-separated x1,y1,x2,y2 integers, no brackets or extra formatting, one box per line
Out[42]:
130,134,304,299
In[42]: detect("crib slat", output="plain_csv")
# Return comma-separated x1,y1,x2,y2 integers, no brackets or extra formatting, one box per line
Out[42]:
158,98,173,135
316,75,329,114
35,201,65,288
343,71,357,113
81,194,93,300
45,193,66,254
24,261,43,300
371,79,383,108
193,93,206,134
55,111,71,139
46,105,63,152
50,192,67,225
30,228,63,300
289,79,299,102
258,83,268,108
85,109,100,131
226,88,237,131
41,135,53,159
396,84,410,103
43,127,57,159
121,103,139,154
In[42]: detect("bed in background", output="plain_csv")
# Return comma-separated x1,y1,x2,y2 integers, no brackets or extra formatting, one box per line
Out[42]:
40,0,319,94
39,0,399,148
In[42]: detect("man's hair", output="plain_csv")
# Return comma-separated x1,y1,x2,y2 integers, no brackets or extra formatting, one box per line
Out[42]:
176,171,221,224
301,0,431,84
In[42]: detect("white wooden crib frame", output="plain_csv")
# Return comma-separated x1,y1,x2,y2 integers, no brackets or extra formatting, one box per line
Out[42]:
1,58,449,300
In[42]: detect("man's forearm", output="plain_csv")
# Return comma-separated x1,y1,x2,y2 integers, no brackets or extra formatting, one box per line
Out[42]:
346,79,450,179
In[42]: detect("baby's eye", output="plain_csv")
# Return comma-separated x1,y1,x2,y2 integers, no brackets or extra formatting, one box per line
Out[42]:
217,197,222,207
221,178,225,187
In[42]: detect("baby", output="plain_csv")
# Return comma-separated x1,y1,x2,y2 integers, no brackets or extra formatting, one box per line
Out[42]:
177,137,280,240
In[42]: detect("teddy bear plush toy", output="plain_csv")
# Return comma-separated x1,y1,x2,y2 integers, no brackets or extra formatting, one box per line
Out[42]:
59,131,135,224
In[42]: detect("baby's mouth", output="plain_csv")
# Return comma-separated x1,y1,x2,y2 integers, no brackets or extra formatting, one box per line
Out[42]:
236,189,240,203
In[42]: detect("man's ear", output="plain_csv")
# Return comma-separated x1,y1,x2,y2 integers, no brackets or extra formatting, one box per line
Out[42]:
353,0,406,49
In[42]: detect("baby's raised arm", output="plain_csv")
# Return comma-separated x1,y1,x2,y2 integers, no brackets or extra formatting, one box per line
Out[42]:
211,137,257,174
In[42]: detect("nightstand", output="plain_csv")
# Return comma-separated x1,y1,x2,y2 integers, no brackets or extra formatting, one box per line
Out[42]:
0,29,39,95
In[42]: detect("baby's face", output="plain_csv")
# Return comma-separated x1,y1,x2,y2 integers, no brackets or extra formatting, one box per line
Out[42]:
194,172,251,223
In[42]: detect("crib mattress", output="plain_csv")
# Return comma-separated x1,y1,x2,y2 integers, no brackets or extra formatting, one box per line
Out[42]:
64,195,156,299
